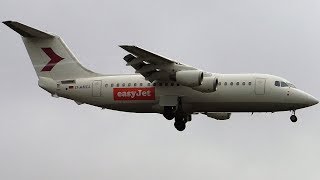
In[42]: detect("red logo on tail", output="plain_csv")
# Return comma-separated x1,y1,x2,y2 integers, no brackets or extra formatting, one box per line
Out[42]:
41,48,64,72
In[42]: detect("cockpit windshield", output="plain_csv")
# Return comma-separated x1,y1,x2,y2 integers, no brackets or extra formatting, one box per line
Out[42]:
274,81,296,88
281,81,288,87
287,83,296,88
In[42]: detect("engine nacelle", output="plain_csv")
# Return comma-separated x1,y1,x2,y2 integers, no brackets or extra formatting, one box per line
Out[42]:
192,77,218,93
205,112,231,120
175,70,203,87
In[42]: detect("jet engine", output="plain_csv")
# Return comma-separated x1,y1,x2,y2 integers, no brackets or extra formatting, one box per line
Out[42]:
205,112,231,120
171,70,218,93
192,77,218,93
175,70,203,87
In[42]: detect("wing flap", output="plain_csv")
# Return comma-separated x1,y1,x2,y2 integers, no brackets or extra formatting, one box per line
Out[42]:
126,57,144,66
120,45,198,82
135,64,158,74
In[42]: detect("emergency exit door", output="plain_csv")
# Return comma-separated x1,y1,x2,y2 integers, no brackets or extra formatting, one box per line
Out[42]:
255,78,266,95
92,80,102,97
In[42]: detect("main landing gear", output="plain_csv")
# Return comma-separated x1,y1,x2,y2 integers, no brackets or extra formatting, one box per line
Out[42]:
174,121,186,131
290,110,298,123
162,97,191,131
163,106,175,120
174,114,191,131
163,106,191,131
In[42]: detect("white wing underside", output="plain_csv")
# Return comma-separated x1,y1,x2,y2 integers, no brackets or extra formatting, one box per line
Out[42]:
120,45,198,82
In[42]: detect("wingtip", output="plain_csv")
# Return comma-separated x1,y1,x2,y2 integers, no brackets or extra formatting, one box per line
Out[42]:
119,45,137,50
119,45,131,50
2,21,13,25
2,21,19,28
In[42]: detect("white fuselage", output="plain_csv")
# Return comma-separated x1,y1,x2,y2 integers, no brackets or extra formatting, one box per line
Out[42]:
43,73,316,114
4,20,318,131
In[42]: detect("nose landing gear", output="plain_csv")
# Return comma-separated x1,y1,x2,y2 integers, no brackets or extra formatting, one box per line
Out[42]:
290,110,298,123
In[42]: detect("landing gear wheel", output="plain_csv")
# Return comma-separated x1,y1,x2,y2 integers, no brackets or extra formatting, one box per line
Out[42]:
164,113,175,120
174,121,186,131
290,115,297,123
163,106,175,120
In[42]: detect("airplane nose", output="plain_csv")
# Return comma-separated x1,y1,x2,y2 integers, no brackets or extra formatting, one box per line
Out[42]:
306,94,319,106
292,89,318,109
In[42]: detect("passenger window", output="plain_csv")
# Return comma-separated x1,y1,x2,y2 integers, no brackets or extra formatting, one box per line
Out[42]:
153,83,156,86
116,83,119,87
248,82,251,86
275,81,280,87
177,83,180,86
230,82,233,86
224,82,227,86
122,83,125,87
281,81,288,87
236,82,239,86
140,83,143,86
165,83,168,86
147,83,151,86
111,84,114,87
128,83,131,87
105,84,108,88
171,83,175,86
159,83,162,86
242,82,245,85
134,83,137,87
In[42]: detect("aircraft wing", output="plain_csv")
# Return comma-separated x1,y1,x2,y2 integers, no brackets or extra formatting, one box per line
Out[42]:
120,45,197,82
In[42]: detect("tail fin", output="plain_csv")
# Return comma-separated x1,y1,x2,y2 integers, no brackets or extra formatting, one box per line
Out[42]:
3,21,99,80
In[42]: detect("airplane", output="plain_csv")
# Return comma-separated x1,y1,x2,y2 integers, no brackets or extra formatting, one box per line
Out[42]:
3,21,318,131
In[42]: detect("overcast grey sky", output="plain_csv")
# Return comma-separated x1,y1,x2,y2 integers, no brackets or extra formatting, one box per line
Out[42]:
0,0,319,179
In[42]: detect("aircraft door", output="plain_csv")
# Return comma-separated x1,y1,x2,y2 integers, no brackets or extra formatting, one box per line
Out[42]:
92,80,102,97
255,78,266,95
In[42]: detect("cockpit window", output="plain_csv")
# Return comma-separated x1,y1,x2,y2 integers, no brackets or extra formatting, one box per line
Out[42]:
287,83,296,88
275,80,296,88
281,81,288,87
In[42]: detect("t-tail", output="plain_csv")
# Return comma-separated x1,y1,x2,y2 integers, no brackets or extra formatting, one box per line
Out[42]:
3,21,99,93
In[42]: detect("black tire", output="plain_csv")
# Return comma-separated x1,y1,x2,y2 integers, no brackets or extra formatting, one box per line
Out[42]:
174,121,186,131
290,115,297,122
163,106,175,120
163,113,175,120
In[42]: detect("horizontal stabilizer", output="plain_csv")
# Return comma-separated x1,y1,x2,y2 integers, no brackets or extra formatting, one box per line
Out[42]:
3,21,54,38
